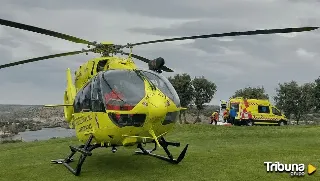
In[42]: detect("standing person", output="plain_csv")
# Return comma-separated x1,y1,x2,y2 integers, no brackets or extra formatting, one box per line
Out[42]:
229,106,237,125
223,108,229,123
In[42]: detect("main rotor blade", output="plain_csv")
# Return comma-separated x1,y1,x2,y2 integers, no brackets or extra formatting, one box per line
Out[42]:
0,50,89,69
122,52,173,72
129,26,319,46
125,52,149,64
160,66,174,72
0,18,95,45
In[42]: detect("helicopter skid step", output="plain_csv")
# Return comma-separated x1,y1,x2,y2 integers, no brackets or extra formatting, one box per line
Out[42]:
69,145,92,156
51,158,74,164
135,137,189,164
51,134,102,176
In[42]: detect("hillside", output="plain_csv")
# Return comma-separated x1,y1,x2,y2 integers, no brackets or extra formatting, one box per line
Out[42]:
0,104,218,125
0,104,68,135
0,104,64,119
0,124,319,181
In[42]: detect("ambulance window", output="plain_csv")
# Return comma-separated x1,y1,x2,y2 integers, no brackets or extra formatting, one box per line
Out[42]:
258,105,270,113
230,103,239,112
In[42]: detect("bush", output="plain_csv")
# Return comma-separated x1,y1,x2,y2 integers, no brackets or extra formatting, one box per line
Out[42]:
0,139,22,144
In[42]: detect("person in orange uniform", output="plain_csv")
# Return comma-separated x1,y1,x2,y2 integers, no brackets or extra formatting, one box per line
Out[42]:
223,108,229,123
210,110,219,125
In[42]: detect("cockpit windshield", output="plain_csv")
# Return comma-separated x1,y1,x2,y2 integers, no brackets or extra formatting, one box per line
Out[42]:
140,70,181,107
92,69,180,112
100,70,145,110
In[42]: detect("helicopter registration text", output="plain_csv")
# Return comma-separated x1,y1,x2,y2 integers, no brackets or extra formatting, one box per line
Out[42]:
78,124,92,132
74,114,93,132
74,114,93,126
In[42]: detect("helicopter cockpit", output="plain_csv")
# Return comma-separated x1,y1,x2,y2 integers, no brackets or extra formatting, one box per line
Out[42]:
73,69,181,114
140,70,180,107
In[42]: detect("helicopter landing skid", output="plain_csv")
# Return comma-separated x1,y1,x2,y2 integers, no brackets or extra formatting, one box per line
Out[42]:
51,134,101,176
135,137,189,164
51,158,74,164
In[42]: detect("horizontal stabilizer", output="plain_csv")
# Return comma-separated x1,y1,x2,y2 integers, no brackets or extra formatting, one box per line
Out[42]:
122,131,168,145
44,104,73,107
122,135,153,139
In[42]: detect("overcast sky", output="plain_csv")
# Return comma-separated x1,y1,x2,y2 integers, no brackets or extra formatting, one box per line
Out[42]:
0,0,319,105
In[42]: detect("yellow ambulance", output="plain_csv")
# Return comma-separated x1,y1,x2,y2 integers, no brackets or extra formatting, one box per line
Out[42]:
227,97,287,126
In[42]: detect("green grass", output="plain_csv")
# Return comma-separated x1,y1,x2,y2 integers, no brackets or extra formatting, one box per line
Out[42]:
0,125,319,181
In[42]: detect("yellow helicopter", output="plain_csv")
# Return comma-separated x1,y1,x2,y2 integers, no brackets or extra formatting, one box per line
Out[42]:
0,18,318,176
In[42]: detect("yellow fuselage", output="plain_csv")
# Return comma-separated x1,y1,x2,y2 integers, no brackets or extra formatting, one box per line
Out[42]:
61,56,182,147
71,84,180,147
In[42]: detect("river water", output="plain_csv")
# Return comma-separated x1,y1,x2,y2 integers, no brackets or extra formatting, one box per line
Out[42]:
12,127,76,142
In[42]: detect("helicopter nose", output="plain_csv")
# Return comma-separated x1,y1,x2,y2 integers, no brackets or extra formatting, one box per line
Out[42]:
147,92,168,121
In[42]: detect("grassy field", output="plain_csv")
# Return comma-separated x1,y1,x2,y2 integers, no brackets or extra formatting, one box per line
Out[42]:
0,124,319,181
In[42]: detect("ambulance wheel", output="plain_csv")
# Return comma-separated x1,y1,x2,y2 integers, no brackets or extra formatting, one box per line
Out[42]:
278,120,287,126
246,119,254,126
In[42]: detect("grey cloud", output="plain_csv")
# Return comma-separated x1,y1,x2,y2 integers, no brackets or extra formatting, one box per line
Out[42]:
0,27,91,90
0,37,20,48
2,0,207,19
128,14,320,64
129,20,251,37
4,0,319,20
1,1,320,105
288,0,320,3
127,15,320,102
128,15,320,66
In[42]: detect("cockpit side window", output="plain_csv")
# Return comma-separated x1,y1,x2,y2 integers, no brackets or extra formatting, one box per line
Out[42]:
81,82,92,112
73,92,82,113
74,82,92,112
91,74,105,112
140,70,180,107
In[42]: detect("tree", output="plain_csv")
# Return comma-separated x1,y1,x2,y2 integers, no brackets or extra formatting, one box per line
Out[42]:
191,76,217,123
313,77,320,111
274,81,315,124
298,82,316,120
274,81,300,120
168,73,195,124
231,86,269,99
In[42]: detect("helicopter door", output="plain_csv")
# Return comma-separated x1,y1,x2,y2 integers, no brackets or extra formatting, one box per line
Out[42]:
79,82,92,112
91,74,105,112
73,92,82,113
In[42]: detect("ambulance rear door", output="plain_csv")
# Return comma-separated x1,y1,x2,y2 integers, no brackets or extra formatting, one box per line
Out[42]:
230,101,240,119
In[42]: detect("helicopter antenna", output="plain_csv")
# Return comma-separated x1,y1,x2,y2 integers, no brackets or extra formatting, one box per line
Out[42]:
129,47,133,58
0,17,318,72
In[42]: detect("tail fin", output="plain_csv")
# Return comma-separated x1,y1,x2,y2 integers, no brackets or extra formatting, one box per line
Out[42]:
64,68,76,122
